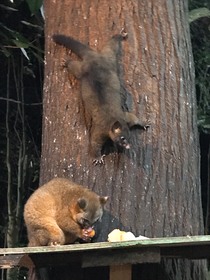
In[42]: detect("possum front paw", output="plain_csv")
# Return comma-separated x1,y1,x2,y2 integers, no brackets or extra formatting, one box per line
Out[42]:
92,154,106,166
81,228,95,242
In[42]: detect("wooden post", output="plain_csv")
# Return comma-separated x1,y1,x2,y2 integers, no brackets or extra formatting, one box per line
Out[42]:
110,264,132,280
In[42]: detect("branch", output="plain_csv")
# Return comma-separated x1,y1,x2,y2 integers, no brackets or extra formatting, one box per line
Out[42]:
6,58,13,248
0,97,42,106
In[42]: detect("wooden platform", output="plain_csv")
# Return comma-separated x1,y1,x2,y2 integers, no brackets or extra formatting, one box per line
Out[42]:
0,235,210,280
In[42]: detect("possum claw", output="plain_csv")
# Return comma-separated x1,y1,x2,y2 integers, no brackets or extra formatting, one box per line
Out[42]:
93,155,106,166
61,58,68,68
120,28,128,38
143,124,150,130
49,241,61,246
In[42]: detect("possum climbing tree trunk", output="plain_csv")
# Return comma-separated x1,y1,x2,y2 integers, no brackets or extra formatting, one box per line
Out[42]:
39,0,207,279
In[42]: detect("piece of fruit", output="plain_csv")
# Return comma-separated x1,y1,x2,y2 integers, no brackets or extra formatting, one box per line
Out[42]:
88,228,95,238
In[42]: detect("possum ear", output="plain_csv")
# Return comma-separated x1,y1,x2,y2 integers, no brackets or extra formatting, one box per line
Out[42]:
111,121,122,134
100,196,109,205
77,198,87,210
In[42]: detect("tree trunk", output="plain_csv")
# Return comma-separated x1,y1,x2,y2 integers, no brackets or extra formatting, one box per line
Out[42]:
39,0,207,279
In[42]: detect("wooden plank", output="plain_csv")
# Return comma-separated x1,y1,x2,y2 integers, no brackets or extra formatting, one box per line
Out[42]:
29,252,82,268
161,244,210,259
82,247,160,267
1,235,210,270
110,264,132,280
1,247,159,269
0,254,34,269
1,235,210,256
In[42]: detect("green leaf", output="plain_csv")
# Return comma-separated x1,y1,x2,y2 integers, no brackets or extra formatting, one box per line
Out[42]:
189,8,210,23
31,49,44,63
21,21,43,31
25,0,43,15
20,48,30,60
0,46,11,57
12,39,30,49
0,4,18,12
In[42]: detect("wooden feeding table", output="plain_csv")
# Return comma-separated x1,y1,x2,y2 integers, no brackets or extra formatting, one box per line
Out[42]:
1,235,210,280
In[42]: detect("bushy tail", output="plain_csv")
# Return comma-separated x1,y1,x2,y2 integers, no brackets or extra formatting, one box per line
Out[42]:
53,34,92,58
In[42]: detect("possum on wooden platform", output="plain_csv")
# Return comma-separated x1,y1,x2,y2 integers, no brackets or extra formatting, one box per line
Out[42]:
24,178,108,246
53,30,149,165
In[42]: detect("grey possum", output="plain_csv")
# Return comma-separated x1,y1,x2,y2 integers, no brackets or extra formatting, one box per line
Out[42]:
24,178,108,246
53,30,148,164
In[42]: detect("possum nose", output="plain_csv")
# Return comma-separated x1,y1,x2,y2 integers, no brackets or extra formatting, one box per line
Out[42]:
125,144,130,149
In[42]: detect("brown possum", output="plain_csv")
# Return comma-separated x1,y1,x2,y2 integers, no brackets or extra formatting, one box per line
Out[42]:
24,178,108,246
53,30,148,164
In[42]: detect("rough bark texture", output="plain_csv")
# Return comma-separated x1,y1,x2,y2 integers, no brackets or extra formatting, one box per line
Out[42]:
39,0,207,279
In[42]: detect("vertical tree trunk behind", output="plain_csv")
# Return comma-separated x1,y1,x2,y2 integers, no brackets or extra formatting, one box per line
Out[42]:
40,0,207,279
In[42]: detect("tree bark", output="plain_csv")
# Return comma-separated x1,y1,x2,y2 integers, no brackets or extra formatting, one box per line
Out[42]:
40,0,207,279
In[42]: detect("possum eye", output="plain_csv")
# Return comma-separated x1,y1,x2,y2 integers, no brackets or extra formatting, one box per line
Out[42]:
80,218,90,227
77,198,87,209
121,136,125,141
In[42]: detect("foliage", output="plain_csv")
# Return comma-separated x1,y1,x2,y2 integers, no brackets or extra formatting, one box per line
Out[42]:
0,2,44,279
189,7,210,23
0,0,44,252
189,0,210,10
0,1,44,59
189,0,210,134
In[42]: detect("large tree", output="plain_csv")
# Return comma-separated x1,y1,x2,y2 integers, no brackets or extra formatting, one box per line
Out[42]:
40,0,207,279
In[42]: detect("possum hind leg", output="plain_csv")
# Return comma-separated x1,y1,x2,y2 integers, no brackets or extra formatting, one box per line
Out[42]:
90,127,107,165
101,29,128,57
28,219,65,246
63,59,83,79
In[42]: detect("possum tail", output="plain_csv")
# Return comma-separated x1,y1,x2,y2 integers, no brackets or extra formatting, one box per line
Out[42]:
53,34,92,58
